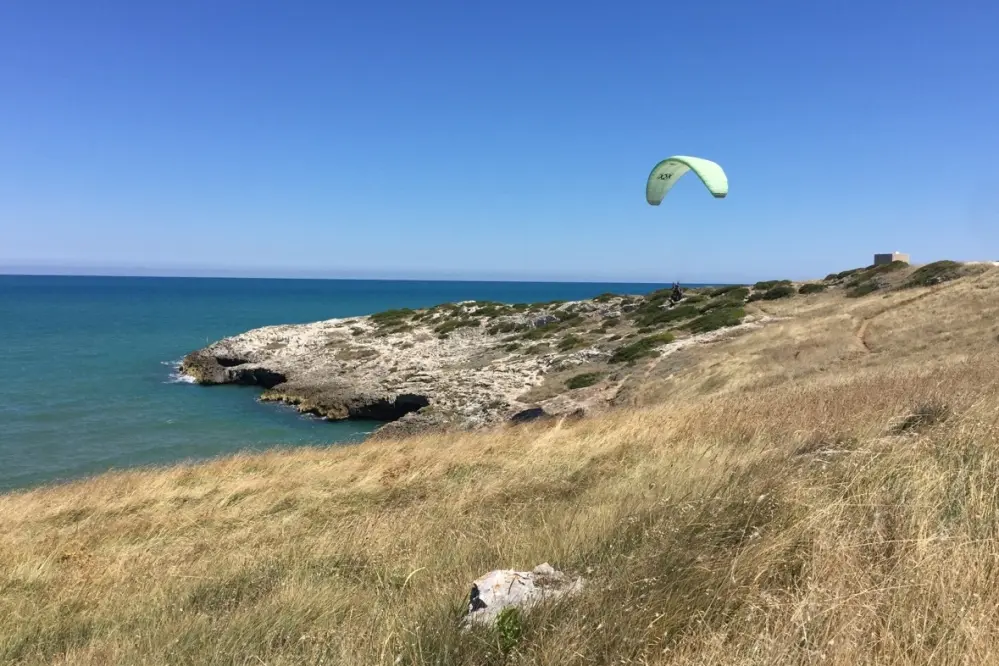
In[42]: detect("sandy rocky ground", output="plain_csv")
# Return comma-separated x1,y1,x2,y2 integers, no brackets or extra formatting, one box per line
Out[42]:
180,291,771,439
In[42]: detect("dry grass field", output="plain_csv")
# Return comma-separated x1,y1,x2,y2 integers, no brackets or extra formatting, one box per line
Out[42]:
4,262,999,665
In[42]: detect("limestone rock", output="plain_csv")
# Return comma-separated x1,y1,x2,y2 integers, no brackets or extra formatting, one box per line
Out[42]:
465,563,584,627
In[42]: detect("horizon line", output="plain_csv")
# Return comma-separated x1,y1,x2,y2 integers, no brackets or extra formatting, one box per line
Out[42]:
0,265,738,285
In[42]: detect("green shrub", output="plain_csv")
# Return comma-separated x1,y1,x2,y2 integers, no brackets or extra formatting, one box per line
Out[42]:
633,304,700,328
845,281,880,298
834,267,864,280
904,260,961,288
495,607,523,654
798,283,827,295
684,306,745,333
759,284,795,300
557,334,585,352
593,293,619,303
434,318,481,336
753,280,791,291
600,317,620,330
487,321,523,335
520,323,559,341
700,288,749,311
565,372,603,390
610,332,675,364
473,304,508,318
875,260,909,273
683,294,707,304
708,284,747,297
369,308,415,326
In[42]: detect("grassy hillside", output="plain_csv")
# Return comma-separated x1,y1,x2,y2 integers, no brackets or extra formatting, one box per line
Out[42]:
3,261,999,665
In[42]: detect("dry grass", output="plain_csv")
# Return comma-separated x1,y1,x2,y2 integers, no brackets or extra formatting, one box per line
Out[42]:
4,266,999,665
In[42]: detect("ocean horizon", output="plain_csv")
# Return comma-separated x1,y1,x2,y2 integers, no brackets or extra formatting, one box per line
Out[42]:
0,274,721,494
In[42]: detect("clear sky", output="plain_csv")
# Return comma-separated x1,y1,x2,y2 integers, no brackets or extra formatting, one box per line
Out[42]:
1,0,997,283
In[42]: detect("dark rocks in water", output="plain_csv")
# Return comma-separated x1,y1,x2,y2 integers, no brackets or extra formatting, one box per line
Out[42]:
510,407,549,424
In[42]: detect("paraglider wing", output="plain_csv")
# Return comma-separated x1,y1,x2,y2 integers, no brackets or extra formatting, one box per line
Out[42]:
646,156,728,205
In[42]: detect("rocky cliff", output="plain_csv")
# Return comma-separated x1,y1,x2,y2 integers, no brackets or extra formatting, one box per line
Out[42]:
180,285,771,439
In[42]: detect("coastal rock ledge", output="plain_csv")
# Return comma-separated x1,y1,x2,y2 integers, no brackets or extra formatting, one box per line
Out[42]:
180,289,767,440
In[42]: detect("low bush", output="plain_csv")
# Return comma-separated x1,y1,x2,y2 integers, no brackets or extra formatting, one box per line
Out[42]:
700,288,750,311
798,283,828,295
434,318,481,337
684,306,745,333
753,280,791,291
610,332,675,364
759,284,795,300
632,304,700,328
846,281,880,298
904,260,961,288
369,308,415,327
565,372,603,390
557,335,585,352
708,284,748,297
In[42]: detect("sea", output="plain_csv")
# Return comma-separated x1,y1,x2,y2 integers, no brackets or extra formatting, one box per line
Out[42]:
0,275,693,494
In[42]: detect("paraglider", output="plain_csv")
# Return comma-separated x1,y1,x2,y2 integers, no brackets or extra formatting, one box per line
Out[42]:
646,156,728,205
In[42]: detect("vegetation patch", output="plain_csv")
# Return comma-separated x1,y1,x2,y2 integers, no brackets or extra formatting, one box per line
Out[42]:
434,318,481,337
749,284,795,301
753,280,791,291
826,267,864,281
708,284,747,297
904,260,961,288
471,302,509,318
610,332,675,364
373,324,413,337
632,303,700,328
846,281,880,298
798,283,828,295
557,334,586,352
369,308,415,327
565,372,603,390
594,293,619,303
520,324,560,341
684,306,746,333
891,401,950,434
487,321,526,336
700,288,750,312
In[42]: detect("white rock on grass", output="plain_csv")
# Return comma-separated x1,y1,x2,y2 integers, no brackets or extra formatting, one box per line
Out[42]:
465,563,584,627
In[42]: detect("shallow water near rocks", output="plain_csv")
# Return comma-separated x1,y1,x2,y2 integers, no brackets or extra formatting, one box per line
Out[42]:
0,275,688,493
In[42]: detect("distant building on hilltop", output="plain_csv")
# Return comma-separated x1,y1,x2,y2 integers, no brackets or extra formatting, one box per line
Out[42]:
874,251,910,266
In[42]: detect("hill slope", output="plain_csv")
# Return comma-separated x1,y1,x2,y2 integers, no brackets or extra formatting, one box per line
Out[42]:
3,261,999,665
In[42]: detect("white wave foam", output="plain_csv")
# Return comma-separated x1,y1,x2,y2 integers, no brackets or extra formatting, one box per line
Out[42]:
162,360,197,385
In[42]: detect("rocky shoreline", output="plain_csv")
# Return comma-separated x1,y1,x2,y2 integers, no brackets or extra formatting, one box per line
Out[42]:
179,282,779,440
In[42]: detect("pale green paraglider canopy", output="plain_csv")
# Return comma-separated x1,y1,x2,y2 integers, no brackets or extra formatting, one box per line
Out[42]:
646,156,728,205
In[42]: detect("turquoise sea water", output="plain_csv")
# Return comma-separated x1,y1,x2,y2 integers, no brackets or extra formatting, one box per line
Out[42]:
0,275,696,493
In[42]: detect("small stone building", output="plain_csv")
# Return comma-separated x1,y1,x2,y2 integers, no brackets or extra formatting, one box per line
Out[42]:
874,251,910,266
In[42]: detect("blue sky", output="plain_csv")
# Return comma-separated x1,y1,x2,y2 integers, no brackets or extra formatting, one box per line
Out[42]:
1,0,997,283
